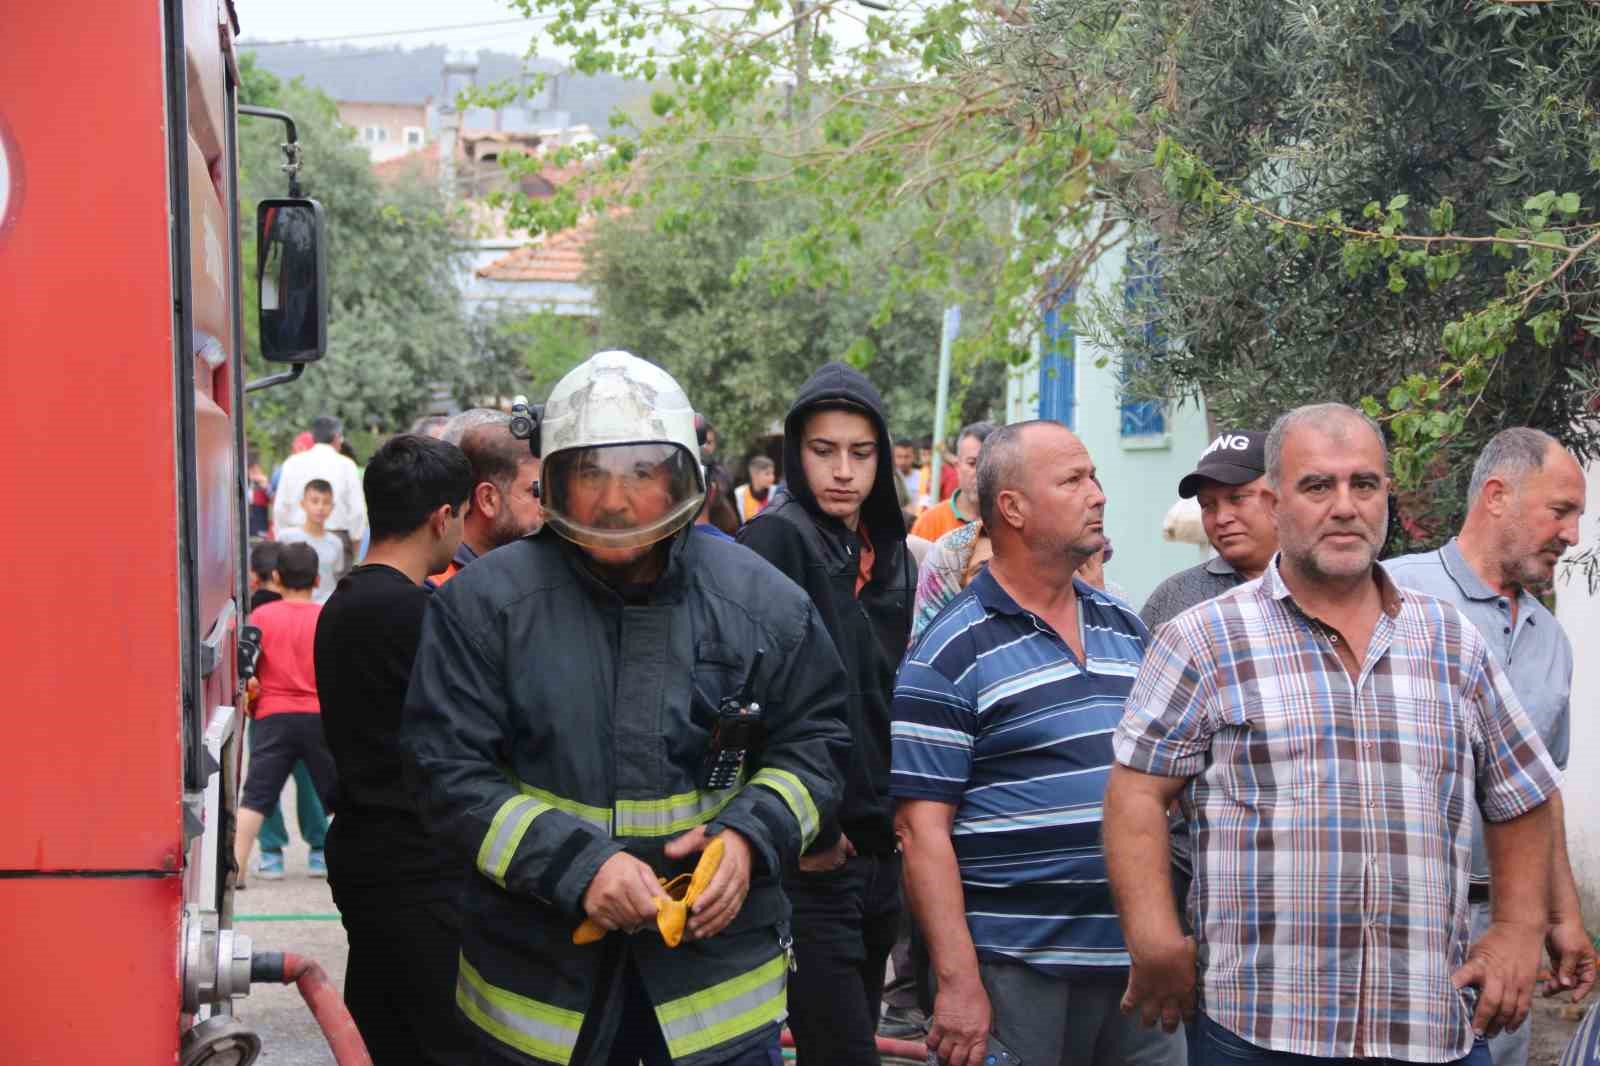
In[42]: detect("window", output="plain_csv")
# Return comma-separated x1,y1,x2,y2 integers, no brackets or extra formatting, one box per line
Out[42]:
362,126,389,144
1038,286,1075,429
404,126,424,148
1119,243,1167,439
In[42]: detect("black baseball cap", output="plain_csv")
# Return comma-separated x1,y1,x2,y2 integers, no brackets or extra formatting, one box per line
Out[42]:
1177,431,1267,498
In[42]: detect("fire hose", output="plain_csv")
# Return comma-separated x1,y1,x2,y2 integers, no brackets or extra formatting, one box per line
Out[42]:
250,951,373,1066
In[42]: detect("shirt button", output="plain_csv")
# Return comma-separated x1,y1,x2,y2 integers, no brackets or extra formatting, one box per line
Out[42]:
1503,626,1511,634
1365,740,1375,750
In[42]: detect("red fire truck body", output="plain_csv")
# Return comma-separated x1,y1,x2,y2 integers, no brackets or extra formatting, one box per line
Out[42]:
1,2,298,1060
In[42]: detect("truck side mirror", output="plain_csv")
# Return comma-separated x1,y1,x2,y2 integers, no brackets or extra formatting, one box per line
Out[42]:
256,198,327,364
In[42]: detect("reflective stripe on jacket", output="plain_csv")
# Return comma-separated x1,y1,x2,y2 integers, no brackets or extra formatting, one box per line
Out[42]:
403,529,850,1065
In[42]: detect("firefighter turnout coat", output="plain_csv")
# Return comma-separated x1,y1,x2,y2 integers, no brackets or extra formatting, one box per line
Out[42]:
402,527,850,1065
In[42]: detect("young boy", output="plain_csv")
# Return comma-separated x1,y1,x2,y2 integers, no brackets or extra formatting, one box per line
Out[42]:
278,478,346,604
248,540,282,611
734,455,777,524
737,363,916,1066
234,542,337,888
244,539,330,880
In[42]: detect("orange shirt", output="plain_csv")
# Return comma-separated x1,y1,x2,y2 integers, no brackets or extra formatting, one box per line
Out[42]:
910,492,971,543
855,525,875,597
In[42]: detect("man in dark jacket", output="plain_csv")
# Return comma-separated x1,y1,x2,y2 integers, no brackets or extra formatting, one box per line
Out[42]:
738,362,917,1066
403,351,851,1066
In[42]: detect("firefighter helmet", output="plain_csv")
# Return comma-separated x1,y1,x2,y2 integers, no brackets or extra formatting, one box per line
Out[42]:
538,351,706,552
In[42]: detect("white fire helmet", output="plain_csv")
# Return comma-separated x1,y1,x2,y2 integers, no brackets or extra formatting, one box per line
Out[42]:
538,350,706,552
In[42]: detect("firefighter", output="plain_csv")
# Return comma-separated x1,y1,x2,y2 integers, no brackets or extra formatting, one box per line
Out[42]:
401,350,851,1066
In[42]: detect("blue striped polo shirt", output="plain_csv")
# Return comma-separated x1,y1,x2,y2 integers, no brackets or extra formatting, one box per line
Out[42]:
890,567,1149,975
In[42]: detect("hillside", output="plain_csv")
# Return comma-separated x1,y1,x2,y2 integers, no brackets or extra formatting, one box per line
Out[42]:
242,43,646,132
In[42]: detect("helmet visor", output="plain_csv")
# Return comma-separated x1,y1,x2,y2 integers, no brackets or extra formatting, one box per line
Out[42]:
541,443,706,551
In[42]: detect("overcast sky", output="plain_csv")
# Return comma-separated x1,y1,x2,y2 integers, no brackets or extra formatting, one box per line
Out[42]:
236,1,547,55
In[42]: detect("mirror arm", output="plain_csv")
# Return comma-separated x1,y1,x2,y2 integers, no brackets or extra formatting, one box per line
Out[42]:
239,105,303,197
244,363,305,394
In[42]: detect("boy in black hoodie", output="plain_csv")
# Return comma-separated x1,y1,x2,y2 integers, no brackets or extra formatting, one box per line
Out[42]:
738,363,916,1065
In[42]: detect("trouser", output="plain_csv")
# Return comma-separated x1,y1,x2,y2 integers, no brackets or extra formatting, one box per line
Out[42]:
786,851,902,1066
1469,898,1531,1066
463,958,785,1066
240,712,337,814
1189,1013,1490,1066
979,954,1186,1066
602,960,784,1066
259,760,328,852
341,894,473,1066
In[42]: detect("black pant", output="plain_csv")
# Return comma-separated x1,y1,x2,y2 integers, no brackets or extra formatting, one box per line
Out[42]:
786,851,902,1066
240,712,337,814
341,895,474,1066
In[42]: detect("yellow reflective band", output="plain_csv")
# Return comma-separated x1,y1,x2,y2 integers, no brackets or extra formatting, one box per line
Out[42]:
748,768,820,848
477,795,550,888
614,786,739,838
514,780,613,832
457,953,583,1065
655,953,789,1059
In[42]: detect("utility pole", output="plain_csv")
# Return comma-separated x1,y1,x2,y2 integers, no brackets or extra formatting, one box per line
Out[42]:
929,305,960,497
439,52,478,202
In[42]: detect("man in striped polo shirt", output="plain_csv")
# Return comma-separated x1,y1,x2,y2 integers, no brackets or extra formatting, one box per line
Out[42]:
892,420,1184,1066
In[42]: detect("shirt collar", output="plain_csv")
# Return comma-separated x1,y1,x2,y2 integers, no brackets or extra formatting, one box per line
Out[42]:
1205,554,1239,577
1261,553,1403,618
454,541,480,567
1437,537,1503,602
973,565,1102,617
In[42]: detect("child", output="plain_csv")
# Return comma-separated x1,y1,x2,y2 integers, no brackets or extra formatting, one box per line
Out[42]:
248,539,282,611
277,478,346,604
244,538,329,880
234,542,337,887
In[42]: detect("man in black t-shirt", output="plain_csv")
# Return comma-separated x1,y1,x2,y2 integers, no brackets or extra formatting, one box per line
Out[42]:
314,434,475,1065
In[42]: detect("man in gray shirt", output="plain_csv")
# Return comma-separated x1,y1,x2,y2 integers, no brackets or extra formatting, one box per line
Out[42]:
1141,430,1277,629
1387,426,1595,1065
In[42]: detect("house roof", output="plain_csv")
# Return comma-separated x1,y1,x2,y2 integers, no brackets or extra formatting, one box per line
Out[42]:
476,220,597,284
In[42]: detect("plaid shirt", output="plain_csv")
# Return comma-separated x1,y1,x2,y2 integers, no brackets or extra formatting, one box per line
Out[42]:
1114,559,1559,1063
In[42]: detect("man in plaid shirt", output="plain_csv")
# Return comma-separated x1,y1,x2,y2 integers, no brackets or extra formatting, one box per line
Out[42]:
1104,403,1561,1065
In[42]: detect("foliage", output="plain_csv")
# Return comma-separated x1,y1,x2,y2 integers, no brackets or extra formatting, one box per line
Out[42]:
488,0,1130,374
585,170,1005,456
1069,0,1600,541
238,54,527,460
491,0,1600,544
483,309,596,401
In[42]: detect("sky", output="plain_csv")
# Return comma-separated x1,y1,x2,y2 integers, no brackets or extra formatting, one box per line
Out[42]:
234,0,886,69
236,1,550,56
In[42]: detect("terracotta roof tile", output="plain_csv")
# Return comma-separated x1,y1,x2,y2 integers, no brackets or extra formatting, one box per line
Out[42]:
476,218,605,284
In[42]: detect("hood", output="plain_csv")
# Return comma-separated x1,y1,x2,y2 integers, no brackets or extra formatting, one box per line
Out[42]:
781,362,907,545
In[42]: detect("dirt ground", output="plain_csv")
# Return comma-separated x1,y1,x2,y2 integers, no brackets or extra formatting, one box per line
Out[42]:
1533,992,1587,1066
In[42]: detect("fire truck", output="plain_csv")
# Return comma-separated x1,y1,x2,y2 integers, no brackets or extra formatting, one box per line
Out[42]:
0,3,351,1063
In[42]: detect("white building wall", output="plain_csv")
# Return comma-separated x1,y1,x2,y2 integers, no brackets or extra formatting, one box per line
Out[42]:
1554,456,1600,920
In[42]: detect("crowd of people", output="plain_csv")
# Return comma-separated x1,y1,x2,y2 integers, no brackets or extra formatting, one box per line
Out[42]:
231,351,1598,1066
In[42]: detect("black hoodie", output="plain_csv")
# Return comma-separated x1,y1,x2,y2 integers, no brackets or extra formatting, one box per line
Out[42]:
737,363,915,856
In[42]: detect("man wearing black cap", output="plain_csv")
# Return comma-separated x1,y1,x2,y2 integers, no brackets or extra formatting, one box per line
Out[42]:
1140,430,1277,630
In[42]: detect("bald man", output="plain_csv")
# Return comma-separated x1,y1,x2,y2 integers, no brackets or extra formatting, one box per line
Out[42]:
892,421,1182,1066
1388,428,1595,1065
